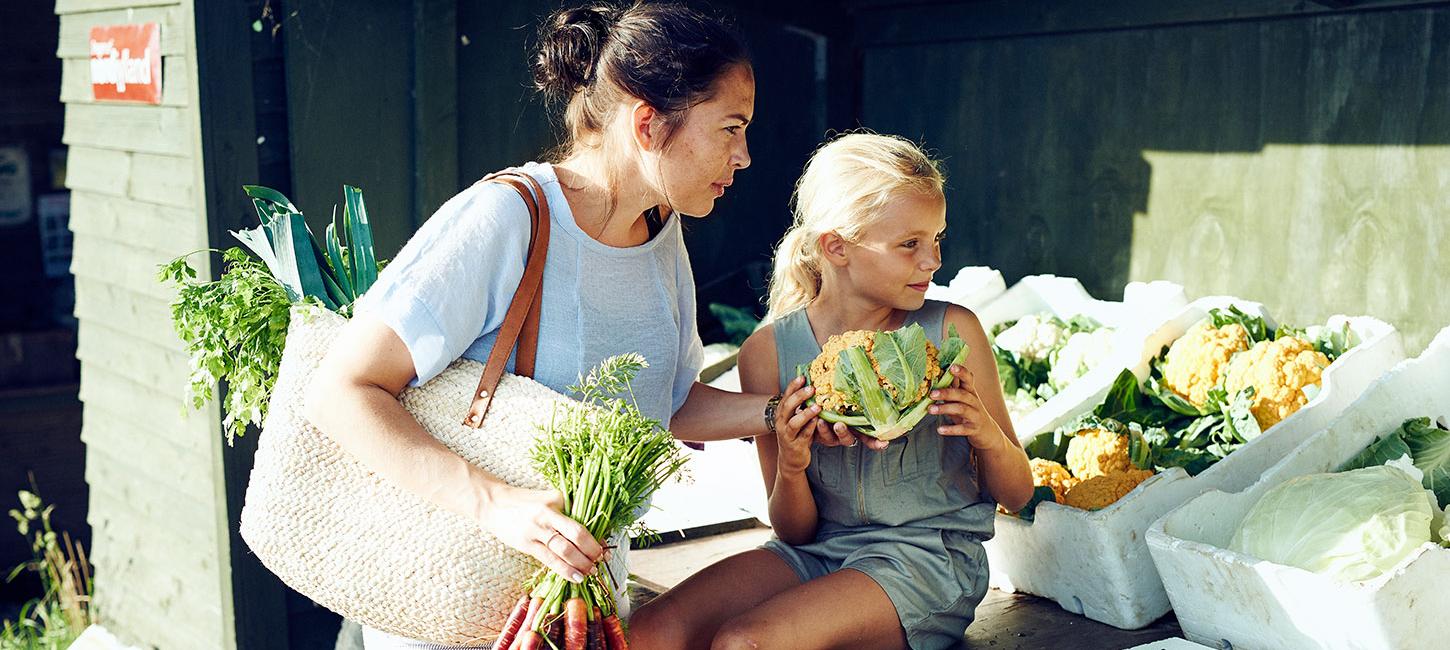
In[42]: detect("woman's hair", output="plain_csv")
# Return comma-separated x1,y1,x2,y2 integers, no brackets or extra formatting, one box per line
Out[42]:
765,132,946,322
532,2,748,158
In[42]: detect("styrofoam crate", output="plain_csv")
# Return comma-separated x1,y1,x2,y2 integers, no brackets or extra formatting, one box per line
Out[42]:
925,265,1007,310
1147,326,1450,650
1125,639,1218,650
984,296,1406,629
975,274,1110,331
975,276,1189,441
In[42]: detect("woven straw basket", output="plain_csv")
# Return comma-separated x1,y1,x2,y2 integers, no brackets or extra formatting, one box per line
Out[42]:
239,305,582,645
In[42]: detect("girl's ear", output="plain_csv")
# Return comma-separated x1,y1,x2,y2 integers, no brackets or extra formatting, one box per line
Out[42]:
630,100,659,151
819,231,849,268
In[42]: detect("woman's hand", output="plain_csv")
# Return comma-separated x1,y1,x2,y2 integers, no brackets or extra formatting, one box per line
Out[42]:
928,365,1009,451
477,484,604,584
773,377,823,476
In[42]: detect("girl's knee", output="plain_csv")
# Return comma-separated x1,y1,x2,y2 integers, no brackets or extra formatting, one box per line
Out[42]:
627,599,686,650
710,616,768,650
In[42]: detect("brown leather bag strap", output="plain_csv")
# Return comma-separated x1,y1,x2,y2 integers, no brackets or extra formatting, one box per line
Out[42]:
462,170,553,428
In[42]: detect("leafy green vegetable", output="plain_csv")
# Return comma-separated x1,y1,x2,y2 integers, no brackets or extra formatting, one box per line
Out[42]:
1096,369,1185,429
813,323,970,441
159,249,292,444
1024,428,1072,465
1208,305,1272,345
160,185,384,443
1222,386,1262,444
1338,430,1414,474
708,303,761,347
1340,417,1450,507
1015,485,1058,521
1231,464,1435,582
1401,418,1450,507
875,324,930,408
236,184,380,316
1310,321,1357,360
528,354,690,618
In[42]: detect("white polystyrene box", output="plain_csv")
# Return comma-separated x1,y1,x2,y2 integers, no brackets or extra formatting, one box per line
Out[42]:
925,265,1007,311
975,274,1105,331
975,276,1189,441
983,296,1406,630
1146,326,1450,650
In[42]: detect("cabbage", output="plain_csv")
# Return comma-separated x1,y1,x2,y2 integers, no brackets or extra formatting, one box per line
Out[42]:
1230,464,1435,583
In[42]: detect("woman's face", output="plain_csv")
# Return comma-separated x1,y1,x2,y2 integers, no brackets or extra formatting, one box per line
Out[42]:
839,191,947,311
653,64,755,217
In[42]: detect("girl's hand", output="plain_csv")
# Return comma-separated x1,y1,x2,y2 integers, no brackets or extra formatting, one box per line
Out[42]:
814,420,890,451
928,365,1009,451
773,377,822,476
477,484,604,584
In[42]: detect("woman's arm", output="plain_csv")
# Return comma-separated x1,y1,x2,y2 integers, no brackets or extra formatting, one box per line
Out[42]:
935,306,1035,512
303,313,604,583
735,327,821,545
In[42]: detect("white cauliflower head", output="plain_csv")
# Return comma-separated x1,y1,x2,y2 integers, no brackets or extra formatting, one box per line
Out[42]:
993,315,1066,364
1048,328,1116,392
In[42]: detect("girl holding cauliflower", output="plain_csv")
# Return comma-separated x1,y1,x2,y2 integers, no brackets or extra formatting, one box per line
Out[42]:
630,134,1033,650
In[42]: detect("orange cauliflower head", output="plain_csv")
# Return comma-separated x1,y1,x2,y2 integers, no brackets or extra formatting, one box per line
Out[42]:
1224,336,1331,430
1065,427,1133,480
1162,321,1251,407
1063,469,1155,510
807,329,941,412
1030,458,1080,503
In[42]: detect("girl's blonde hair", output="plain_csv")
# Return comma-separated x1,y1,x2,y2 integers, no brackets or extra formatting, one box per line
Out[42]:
764,132,945,322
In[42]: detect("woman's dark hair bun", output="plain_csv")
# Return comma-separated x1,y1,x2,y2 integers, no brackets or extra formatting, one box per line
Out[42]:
532,5,621,101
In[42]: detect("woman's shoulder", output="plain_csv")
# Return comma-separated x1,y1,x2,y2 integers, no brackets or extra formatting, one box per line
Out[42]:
434,173,539,234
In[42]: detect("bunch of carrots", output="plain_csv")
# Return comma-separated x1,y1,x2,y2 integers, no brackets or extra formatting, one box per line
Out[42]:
491,354,689,650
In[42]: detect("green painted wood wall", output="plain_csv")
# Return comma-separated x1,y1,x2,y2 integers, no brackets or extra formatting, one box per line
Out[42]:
56,0,239,648
857,1,1450,352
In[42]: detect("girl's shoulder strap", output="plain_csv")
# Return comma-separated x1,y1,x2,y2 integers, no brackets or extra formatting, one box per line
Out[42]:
908,299,952,344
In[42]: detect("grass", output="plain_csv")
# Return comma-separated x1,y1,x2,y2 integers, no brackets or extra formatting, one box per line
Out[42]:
1,483,91,650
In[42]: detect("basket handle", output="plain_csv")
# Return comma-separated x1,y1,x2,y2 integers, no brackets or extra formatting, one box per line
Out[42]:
461,170,552,428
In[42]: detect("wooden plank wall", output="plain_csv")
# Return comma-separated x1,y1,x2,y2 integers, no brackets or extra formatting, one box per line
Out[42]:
55,0,235,648
856,0,1450,353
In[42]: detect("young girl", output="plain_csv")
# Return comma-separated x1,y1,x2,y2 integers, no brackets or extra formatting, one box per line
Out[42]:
629,133,1033,650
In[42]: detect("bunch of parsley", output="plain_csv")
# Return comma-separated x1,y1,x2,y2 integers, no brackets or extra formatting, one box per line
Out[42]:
158,185,381,444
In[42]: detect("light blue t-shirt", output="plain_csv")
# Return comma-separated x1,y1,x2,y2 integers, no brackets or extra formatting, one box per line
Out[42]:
356,161,705,426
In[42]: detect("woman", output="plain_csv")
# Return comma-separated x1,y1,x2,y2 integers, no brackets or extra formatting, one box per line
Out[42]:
303,2,842,647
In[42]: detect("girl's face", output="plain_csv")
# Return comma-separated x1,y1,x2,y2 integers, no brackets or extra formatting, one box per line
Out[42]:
652,64,755,217
838,190,947,310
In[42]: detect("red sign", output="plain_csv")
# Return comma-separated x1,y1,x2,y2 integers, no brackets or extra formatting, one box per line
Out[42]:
89,23,162,104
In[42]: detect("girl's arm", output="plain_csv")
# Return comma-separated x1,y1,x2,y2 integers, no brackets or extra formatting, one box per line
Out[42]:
737,326,821,545
936,305,1035,512
303,314,604,583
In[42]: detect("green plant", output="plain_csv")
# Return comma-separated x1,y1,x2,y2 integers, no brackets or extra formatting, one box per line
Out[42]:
494,354,689,649
233,185,377,315
159,185,383,443
159,249,292,444
707,303,760,346
804,324,970,441
2,487,92,650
